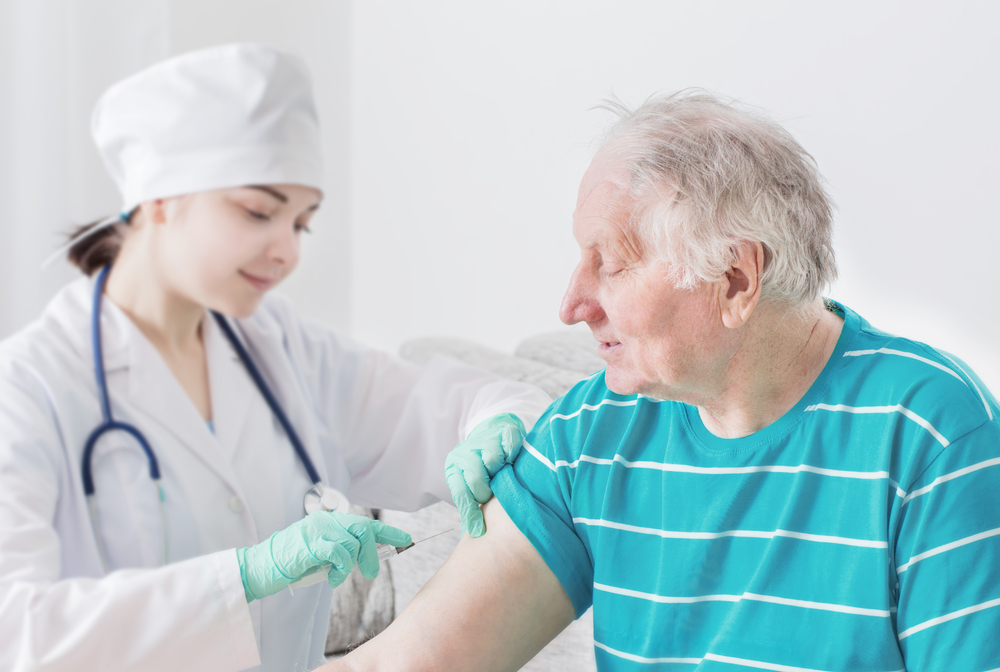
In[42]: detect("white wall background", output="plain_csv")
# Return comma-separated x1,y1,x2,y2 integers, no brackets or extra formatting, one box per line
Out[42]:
351,0,1000,393
1,0,997,393
0,0,170,335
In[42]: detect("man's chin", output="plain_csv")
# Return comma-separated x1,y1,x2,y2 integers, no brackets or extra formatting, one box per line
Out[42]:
603,369,644,397
604,369,679,402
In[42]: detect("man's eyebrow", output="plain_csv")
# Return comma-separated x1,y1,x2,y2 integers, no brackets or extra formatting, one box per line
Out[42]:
247,185,288,203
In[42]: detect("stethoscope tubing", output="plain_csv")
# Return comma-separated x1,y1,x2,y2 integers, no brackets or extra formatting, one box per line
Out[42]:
81,266,162,497
81,264,323,569
210,313,321,485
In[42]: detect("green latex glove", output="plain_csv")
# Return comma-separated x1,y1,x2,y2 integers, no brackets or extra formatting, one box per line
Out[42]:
445,412,526,538
236,511,411,602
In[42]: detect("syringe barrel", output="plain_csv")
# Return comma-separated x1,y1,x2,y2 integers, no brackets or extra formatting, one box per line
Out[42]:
289,545,399,594
288,565,330,593
376,543,399,561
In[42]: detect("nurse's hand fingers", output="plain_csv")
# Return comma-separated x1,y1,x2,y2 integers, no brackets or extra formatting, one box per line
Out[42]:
310,515,361,566
477,413,526,476
309,511,366,567
370,520,412,548
346,518,381,580
322,543,355,588
449,449,493,503
483,413,525,478
499,417,525,463
445,456,488,537
447,470,486,537
463,500,487,538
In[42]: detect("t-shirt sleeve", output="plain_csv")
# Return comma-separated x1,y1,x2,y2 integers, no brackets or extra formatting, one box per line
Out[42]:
491,398,595,618
893,419,1000,670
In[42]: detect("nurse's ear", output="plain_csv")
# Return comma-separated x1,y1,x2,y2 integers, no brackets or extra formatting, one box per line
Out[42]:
138,199,168,226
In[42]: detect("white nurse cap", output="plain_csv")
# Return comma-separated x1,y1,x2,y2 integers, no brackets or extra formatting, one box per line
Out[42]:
45,43,323,267
95,43,323,212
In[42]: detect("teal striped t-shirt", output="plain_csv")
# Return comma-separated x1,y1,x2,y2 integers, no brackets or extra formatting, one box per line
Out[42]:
492,301,1000,671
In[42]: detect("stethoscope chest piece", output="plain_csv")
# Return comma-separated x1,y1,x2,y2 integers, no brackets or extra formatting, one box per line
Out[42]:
304,483,351,515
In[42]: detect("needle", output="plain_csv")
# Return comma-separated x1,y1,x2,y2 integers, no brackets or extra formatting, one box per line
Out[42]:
378,527,455,560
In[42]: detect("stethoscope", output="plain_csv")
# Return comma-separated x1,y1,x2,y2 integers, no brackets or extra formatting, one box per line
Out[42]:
82,265,349,570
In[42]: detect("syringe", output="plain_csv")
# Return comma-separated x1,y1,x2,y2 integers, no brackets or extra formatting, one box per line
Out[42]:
287,528,453,594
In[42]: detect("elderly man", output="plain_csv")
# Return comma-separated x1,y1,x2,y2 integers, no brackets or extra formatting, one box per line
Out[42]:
320,92,1000,671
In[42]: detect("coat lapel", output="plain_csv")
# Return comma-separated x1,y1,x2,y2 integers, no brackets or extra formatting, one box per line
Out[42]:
100,300,244,495
235,314,333,488
203,314,254,465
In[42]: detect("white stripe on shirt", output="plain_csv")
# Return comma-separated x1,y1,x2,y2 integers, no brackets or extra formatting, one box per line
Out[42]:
594,640,701,664
703,653,843,672
594,645,904,671
595,583,740,604
902,456,1000,506
573,517,887,548
844,348,966,383
804,403,950,447
896,527,1000,574
594,583,891,617
897,597,1000,640
549,398,638,421
521,443,906,497
704,653,905,672
844,346,993,421
522,440,557,471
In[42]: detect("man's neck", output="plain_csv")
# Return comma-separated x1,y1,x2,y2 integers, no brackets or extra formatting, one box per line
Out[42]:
696,300,844,439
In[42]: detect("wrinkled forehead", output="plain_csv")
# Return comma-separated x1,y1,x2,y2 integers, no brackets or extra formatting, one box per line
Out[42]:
575,148,632,211
573,150,634,240
571,151,645,261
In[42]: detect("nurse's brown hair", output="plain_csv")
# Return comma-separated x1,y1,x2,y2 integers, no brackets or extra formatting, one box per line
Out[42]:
66,216,127,276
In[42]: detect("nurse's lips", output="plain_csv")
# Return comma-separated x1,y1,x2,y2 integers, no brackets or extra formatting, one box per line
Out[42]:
240,270,276,291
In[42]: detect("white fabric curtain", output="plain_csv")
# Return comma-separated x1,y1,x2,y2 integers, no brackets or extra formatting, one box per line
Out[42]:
0,0,169,337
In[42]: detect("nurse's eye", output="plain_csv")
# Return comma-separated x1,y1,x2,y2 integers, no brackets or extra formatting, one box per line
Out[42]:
294,222,312,234
246,209,271,222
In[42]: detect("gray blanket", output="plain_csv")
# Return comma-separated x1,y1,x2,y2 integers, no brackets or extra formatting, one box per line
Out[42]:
326,329,602,670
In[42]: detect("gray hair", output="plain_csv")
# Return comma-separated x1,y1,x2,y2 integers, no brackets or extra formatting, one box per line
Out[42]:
599,90,837,307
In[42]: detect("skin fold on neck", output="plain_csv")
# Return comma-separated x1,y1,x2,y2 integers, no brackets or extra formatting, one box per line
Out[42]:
696,299,844,439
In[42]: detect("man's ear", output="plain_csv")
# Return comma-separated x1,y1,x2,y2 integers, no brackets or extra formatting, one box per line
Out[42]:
719,241,764,329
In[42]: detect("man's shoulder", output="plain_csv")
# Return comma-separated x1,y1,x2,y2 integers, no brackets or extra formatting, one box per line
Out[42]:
824,309,998,485
835,320,995,433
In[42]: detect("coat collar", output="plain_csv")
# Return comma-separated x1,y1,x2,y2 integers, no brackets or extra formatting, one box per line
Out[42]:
45,275,330,495
50,276,251,495
116,301,248,494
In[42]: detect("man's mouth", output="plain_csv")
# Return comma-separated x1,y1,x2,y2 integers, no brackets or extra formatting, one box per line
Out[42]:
598,340,622,354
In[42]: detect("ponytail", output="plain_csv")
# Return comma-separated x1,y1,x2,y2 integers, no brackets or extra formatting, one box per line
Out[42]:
66,214,129,275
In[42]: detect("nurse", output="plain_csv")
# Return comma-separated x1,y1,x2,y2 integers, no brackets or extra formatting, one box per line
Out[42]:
0,45,548,672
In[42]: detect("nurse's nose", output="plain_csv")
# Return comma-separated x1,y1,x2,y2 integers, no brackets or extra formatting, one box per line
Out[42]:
267,220,301,268
559,261,604,326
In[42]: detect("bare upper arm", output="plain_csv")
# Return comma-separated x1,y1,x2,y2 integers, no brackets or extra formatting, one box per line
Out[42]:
318,497,576,672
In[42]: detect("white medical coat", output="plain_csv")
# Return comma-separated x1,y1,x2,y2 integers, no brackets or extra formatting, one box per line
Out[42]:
0,276,550,672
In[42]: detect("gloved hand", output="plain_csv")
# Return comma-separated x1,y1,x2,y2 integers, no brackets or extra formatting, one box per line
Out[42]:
236,511,411,602
445,412,526,538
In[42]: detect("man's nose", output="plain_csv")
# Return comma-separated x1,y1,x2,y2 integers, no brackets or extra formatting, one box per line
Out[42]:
559,263,603,325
